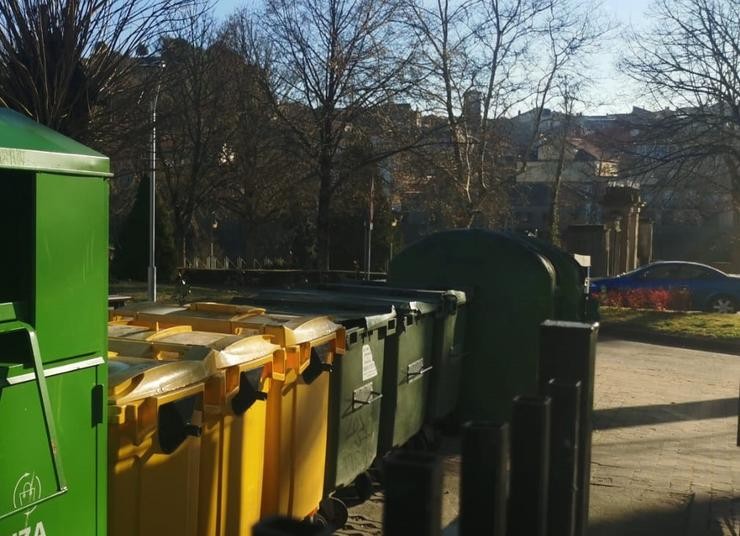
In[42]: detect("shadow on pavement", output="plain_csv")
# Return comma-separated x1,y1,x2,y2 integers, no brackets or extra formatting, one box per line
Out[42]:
588,492,739,536
594,397,738,430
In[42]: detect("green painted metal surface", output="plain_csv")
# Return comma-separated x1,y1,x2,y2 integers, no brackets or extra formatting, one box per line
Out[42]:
321,284,468,423
388,229,558,422
0,109,111,177
35,173,108,363
502,231,586,321
234,289,436,455
378,308,434,452
230,291,395,490
0,109,109,536
327,324,387,490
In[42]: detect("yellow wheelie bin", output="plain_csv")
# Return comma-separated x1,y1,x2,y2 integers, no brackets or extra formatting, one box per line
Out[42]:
108,355,208,536
251,315,346,521
109,331,283,536
110,302,266,333
108,310,347,523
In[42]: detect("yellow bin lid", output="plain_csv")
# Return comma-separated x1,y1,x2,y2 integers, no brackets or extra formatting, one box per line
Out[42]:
109,355,208,406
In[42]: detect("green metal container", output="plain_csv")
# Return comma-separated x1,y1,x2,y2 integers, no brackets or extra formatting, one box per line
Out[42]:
502,231,587,321
388,229,558,423
235,289,438,455
117,294,397,494
228,298,397,493
321,284,468,422
0,109,110,535
321,307,394,491
229,292,398,489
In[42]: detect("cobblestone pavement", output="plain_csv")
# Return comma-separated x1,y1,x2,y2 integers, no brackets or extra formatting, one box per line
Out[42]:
589,338,739,536
338,338,740,535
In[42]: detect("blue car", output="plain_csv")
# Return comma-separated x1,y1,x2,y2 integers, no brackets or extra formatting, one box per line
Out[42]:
590,261,740,313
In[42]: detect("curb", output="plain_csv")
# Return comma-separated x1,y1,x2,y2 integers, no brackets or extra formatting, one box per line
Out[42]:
599,325,740,356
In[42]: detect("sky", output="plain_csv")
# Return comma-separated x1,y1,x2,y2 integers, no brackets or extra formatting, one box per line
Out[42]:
211,0,654,115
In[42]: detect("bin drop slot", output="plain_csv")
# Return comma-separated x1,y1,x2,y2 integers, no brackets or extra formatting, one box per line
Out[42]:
407,358,432,384
352,382,382,410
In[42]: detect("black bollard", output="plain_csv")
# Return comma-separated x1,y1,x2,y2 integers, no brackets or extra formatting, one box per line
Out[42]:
383,450,442,536
460,421,510,536
538,320,598,536
547,379,581,536
253,516,331,536
508,395,551,536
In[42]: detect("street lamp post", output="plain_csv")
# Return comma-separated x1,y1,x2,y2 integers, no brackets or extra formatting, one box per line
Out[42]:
365,175,375,280
146,62,164,302
210,212,218,269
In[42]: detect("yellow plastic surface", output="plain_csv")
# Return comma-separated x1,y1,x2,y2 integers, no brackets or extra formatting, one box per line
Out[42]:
108,335,279,536
261,369,332,519
108,305,347,523
199,370,271,535
108,356,206,536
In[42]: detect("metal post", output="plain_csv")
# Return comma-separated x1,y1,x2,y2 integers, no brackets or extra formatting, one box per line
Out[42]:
508,395,551,536
147,73,163,302
383,451,442,536
460,421,509,536
538,320,598,536
547,379,581,536
209,211,218,269
365,174,375,280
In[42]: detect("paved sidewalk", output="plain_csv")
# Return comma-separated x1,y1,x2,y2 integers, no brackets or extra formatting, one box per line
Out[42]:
589,338,740,535
338,338,740,535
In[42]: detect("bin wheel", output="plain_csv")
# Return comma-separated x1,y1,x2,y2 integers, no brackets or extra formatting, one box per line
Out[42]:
353,471,374,501
317,496,348,530
310,512,329,528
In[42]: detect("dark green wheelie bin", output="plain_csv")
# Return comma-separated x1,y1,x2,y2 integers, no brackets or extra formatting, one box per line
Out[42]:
238,296,397,492
320,284,468,423
234,288,438,455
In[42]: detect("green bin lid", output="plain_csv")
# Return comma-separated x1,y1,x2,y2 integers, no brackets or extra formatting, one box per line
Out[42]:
0,108,111,177
234,288,438,319
232,299,397,333
319,283,468,306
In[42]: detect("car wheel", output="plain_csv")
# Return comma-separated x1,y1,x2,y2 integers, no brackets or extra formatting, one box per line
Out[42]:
708,295,737,314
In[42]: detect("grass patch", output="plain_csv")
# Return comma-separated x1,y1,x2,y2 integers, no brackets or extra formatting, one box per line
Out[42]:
600,306,740,343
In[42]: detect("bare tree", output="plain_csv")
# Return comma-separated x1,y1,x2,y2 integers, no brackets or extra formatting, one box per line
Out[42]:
257,0,416,270
155,13,239,264
620,0,740,261
0,0,194,141
405,0,607,228
545,77,580,244
216,11,314,265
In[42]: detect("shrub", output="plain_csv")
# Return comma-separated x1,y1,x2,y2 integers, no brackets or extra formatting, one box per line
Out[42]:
593,288,692,311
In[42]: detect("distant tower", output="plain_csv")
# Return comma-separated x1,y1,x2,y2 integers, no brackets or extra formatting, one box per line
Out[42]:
463,89,482,135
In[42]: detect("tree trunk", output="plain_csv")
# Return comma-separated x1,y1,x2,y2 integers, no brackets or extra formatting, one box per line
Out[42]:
548,136,568,246
316,149,334,271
